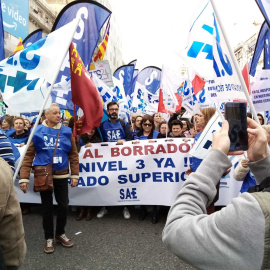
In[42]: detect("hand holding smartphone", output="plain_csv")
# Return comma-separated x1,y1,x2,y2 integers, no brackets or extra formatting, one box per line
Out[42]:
225,102,248,151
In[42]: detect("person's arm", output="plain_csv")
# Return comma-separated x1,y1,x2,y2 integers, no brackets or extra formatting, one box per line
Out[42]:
19,141,36,193
68,134,79,187
233,158,249,181
162,120,265,270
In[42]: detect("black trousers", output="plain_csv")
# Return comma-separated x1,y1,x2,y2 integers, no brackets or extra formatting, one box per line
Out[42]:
40,178,69,239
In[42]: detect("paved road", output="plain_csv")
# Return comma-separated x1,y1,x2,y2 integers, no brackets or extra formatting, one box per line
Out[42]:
21,206,194,270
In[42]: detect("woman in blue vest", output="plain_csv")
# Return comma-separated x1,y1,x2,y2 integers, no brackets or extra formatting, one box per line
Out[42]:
133,114,159,141
133,114,159,223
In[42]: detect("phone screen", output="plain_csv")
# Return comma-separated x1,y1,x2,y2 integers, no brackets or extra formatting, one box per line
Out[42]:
225,102,248,151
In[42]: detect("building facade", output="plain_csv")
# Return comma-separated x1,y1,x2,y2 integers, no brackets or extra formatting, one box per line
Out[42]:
234,32,263,71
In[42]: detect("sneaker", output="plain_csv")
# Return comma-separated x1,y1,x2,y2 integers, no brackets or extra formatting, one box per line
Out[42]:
97,207,108,218
44,239,54,254
55,234,74,247
123,207,131,219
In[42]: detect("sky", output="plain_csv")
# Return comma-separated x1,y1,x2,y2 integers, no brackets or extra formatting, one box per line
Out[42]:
109,0,264,71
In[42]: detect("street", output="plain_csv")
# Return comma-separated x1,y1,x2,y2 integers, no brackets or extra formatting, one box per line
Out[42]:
21,206,194,270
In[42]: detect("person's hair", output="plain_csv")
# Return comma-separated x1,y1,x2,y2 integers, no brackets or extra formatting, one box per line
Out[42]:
45,103,60,114
24,119,31,125
180,118,192,130
141,114,154,128
247,112,252,119
153,113,160,120
171,120,183,129
257,113,265,125
3,116,14,128
14,117,25,126
68,116,79,131
159,121,169,132
201,108,216,125
262,125,270,135
107,101,119,110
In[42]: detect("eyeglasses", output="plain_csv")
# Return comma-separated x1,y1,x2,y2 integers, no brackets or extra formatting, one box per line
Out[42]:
109,108,119,112
143,123,152,127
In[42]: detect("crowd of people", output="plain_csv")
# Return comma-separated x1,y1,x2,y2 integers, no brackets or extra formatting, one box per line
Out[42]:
0,100,270,269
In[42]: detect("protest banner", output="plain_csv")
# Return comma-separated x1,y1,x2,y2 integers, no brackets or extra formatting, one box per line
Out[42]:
251,79,270,111
15,138,242,206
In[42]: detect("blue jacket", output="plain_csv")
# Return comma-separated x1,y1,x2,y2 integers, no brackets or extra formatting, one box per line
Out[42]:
133,129,159,140
32,124,72,170
101,119,132,142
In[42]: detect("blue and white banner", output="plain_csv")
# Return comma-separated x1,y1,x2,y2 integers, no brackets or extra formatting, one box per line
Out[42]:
185,1,214,79
0,20,78,113
136,66,162,95
15,139,242,206
52,1,111,83
113,64,135,98
189,111,222,159
23,29,42,48
251,78,270,112
1,0,29,39
51,77,73,111
0,0,5,61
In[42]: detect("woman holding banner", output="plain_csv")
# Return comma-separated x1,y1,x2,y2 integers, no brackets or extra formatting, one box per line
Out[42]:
133,115,159,141
133,115,159,223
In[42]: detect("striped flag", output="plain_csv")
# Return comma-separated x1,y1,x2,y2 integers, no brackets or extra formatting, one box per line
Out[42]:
93,20,110,62
13,37,24,54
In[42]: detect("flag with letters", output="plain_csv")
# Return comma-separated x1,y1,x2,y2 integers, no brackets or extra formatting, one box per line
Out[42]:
0,20,78,113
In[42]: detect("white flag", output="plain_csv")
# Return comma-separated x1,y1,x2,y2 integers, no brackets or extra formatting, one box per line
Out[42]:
189,111,222,159
0,19,79,113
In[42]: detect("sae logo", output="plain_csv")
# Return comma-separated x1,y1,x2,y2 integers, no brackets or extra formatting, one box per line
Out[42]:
1,0,29,39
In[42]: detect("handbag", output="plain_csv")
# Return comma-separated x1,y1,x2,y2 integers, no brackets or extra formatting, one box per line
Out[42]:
33,129,60,192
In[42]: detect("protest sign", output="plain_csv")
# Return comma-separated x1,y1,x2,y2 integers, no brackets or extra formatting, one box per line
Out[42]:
251,79,270,112
15,138,242,206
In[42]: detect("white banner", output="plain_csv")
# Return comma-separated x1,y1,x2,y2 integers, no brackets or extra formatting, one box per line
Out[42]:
251,79,270,112
15,139,243,206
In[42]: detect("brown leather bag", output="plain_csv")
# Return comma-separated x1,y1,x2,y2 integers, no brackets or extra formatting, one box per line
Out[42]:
33,130,60,192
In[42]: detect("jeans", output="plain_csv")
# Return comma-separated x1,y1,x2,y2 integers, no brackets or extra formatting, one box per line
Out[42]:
40,178,69,239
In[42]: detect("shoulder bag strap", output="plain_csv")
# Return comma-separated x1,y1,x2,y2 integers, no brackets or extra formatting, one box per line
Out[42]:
50,128,61,164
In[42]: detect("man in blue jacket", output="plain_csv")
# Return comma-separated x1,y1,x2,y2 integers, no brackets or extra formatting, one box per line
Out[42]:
98,101,132,219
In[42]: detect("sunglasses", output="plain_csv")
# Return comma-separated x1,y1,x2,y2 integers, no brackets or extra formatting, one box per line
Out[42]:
143,123,152,127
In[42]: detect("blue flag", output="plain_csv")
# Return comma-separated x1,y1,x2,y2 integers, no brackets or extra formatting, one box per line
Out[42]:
256,0,270,26
249,21,269,76
136,66,162,94
113,64,135,97
51,1,111,83
0,0,4,61
23,29,43,48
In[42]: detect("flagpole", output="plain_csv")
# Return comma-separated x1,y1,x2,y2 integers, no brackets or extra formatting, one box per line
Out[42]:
13,17,81,182
210,0,260,124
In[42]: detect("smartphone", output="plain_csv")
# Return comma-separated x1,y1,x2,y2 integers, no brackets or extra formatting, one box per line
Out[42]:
225,102,248,151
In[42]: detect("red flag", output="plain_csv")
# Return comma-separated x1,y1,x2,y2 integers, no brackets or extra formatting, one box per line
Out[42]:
192,75,205,95
158,89,167,113
175,93,182,112
69,43,103,135
242,62,250,94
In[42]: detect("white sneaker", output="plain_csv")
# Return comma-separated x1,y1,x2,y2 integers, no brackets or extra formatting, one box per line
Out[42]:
123,207,131,219
97,207,108,218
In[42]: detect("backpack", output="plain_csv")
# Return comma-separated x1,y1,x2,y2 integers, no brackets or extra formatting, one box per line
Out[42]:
248,176,270,193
